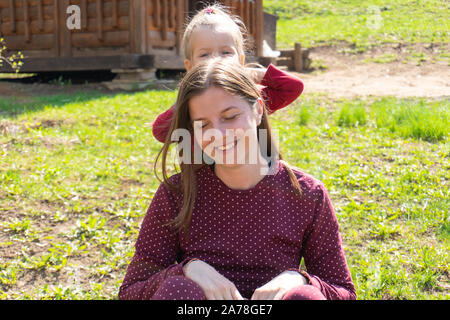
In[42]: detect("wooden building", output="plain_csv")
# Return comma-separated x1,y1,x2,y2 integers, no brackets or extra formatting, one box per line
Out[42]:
0,0,264,73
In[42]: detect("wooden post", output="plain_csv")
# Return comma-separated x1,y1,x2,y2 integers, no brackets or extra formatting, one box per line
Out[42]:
9,0,16,33
176,0,184,55
255,0,263,57
96,0,104,41
294,43,303,72
23,0,30,42
161,0,168,41
81,0,88,30
131,0,146,54
112,0,119,28
37,0,44,31
155,0,161,28
61,0,72,56
53,0,59,56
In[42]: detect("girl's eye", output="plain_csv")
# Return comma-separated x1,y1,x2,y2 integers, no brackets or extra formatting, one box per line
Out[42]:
222,51,232,55
200,53,209,58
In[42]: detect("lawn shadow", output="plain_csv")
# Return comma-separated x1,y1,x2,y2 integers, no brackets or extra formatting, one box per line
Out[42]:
0,71,177,119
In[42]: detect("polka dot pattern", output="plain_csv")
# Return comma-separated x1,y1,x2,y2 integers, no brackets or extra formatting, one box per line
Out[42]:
119,161,356,300
151,276,206,300
282,285,326,300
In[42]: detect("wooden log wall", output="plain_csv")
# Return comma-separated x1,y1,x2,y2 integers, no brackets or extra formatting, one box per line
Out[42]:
227,0,264,56
0,0,57,57
0,0,264,71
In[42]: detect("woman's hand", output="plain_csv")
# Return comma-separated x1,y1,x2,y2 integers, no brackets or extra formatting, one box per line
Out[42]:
251,270,308,300
183,259,245,300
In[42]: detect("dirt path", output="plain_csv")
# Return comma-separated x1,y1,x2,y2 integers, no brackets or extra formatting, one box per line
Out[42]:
295,43,449,98
1,44,449,100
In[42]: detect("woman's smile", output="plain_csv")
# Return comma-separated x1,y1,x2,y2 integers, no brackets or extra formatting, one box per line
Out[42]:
215,139,238,152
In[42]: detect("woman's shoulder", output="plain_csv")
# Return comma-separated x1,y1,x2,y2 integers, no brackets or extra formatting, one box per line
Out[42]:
279,160,327,198
155,172,182,198
158,164,208,194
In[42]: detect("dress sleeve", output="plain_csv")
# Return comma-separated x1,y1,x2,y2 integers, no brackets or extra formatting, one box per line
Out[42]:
152,105,175,143
118,182,190,300
259,64,304,114
298,183,357,300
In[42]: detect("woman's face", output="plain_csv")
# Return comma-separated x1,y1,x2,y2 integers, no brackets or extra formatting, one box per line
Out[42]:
188,86,263,167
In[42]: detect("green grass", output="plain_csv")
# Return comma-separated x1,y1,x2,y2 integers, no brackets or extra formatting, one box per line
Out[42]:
263,0,449,49
365,53,399,64
0,90,448,299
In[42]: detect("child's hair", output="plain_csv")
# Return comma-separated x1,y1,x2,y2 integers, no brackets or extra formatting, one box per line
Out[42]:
155,58,303,239
181,3,251,61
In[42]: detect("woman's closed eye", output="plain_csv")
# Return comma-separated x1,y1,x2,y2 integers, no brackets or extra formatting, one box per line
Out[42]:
223,113,240,121
201,121,210,129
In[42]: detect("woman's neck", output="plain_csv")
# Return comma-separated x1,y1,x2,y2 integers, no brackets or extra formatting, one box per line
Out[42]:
213,156,270,190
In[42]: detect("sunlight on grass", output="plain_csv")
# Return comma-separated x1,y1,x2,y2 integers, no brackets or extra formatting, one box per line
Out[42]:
1,90,448,299
264,0,449,49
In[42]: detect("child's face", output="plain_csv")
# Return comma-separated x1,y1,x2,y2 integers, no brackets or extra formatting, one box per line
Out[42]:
185,25,245,71
188,86,263,167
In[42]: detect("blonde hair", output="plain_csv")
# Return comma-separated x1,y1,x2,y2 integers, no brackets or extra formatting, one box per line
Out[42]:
155,59,303,240
182,3,250,61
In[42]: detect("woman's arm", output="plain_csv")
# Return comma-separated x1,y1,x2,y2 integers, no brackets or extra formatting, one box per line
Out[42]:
118,182,189,300
299,183,357,300
258,64,304,114
152,105,175,143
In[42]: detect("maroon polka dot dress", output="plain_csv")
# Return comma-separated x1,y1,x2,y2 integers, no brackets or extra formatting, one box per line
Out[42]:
119,161,356,300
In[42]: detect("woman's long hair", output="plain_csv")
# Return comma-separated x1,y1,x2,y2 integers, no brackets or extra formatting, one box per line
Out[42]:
154,59,302,239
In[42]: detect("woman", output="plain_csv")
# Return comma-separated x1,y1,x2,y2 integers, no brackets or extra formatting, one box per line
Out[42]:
119,59,356,300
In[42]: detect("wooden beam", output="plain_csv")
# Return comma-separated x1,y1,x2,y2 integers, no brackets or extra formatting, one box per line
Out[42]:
175,0,184,55
129,0,135,53
170,0,176,29
155,0,161,28
0,55,156,72
96,0,104,41
255,0,263,57
161,0,168,41
279,50,294,58
81,0,88,30
294,43,303,72
250,0,255,35
245,0,250,32
132,0,146,54
9,0,16,33
37,0,44,31
53,0,59,56
61,0,72,57
23,0,30,42
153,54,185,69
112,0,118,28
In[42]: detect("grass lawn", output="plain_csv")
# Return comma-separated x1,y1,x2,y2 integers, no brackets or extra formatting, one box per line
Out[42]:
0,90,448,299
0,0,448,300
263,0,449,50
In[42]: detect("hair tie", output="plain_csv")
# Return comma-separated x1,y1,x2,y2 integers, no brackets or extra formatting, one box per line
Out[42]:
205,7,214,14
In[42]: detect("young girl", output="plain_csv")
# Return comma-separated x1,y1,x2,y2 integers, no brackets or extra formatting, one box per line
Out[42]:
119,59,356,300
151,4,304,143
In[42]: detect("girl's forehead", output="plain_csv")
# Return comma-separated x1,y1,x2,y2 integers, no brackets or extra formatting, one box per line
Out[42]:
191,25,238,48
